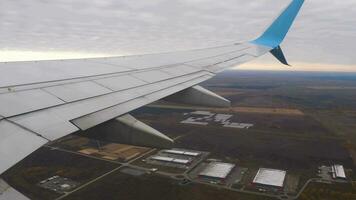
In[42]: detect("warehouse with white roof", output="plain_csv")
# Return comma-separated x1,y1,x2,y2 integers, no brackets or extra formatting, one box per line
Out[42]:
253,168,286,188
151,156,190,164
331,164,346,179
199,162,235,179
163,149,201,157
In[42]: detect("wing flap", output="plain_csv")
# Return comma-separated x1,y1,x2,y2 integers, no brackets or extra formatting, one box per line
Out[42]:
0,89,64,117
43,81,113,102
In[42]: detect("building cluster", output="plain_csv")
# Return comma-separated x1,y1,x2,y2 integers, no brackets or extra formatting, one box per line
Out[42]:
145,147,349,196
38,176,78,194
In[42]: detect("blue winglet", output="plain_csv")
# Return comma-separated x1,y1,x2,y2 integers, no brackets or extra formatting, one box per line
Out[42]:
251,0,304,48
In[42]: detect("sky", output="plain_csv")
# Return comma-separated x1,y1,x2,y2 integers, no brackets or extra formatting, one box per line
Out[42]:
0,0,355,72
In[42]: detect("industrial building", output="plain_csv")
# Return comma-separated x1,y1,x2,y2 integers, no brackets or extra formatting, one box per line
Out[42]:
331,164,346,179
253,168,286,188
199,162,235,179
147,148,207,169
163,149,201,157
151,156,190,164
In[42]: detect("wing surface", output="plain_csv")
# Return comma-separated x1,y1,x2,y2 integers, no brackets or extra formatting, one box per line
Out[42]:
0,0,304,175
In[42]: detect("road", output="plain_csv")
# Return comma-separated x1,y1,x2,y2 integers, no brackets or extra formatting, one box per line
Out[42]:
52,146,156,200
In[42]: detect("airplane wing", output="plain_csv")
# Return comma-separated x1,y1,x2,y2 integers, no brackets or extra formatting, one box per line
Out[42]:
0,0,304,175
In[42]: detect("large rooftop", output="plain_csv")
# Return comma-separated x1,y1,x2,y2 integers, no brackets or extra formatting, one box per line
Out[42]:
163,149,200,157
253,168,286,187
199,162,235,179
332,164,346,179
151,156,190,164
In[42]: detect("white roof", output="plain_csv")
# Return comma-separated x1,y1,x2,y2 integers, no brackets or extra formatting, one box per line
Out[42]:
151,156,173,162
180,119,208,126
191,111,214,116
183,152,200,156
332,165,346,178
253,168,286,187
173,159,190,164
164,150,185,154
151,156,189,164
164,149,200,157
60,184,70,188
199,162,235,179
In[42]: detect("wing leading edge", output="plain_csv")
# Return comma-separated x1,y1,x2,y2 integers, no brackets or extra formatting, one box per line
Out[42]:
0,0,304,176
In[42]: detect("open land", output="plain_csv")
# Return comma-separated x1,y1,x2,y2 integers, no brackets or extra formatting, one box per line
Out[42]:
2,70,356,200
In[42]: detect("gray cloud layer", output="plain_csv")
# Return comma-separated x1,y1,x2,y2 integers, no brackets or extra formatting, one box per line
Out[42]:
0,0,355,65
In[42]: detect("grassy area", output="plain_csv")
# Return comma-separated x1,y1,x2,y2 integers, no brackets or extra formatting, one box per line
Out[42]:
64,172,277,200
298,182,356,200
2,148,118,200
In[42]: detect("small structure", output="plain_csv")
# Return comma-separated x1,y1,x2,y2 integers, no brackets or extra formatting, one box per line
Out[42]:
223,122,254,129
199,162,235,179
331,164,346,179
253,168,286,188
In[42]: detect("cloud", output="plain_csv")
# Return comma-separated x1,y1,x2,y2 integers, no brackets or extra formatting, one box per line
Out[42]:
0,0,355,68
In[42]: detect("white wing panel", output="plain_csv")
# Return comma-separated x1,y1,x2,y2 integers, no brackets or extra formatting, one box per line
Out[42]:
43,81,112,102
0,60,131,88
91,44,246,70
132,70,173,83
94,75,147,91
160,65,199,76
0,89,64,117
207,54,256,73
0,120,48,173
185,48,249,68
10,112,80,141
0,179,31,200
